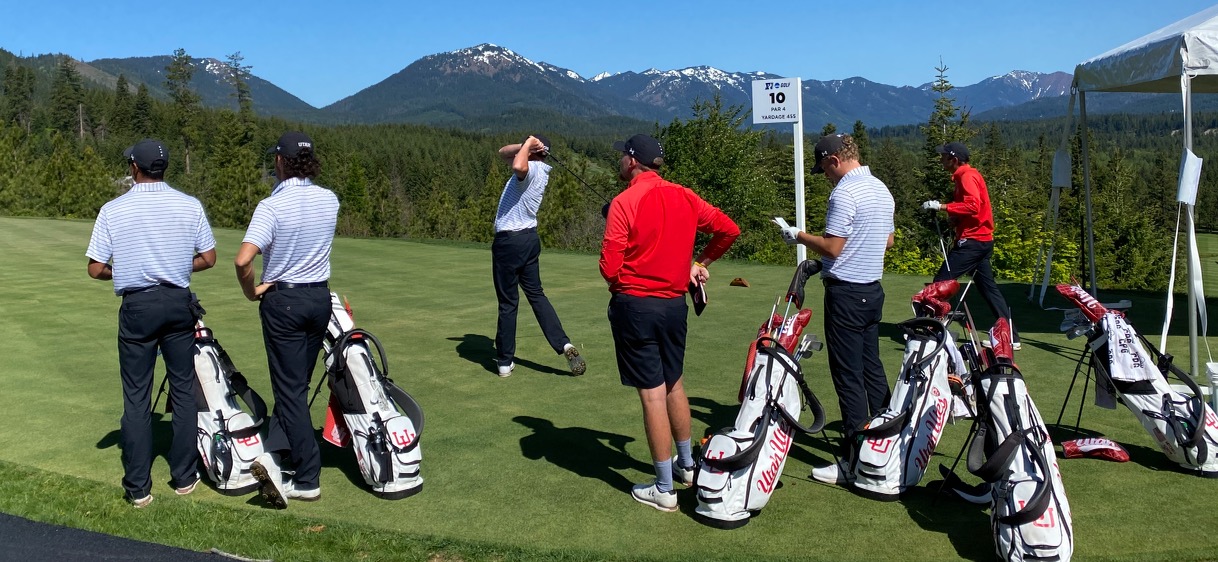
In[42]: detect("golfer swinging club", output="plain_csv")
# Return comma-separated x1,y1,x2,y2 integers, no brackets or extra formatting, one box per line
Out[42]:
491,134,586,378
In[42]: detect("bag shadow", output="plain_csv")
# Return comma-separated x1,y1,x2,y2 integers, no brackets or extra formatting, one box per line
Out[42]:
513,415,651,493
901,480,994,562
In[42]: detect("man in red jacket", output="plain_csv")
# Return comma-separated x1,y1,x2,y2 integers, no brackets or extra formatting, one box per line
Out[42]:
922,142,1018,348
601,134,740,512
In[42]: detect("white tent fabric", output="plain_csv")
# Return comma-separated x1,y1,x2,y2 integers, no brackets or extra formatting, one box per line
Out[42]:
1075,4,1218,93
1038,5,1216,407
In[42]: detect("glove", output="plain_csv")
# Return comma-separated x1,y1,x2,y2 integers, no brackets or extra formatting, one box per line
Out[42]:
921,200,942,211
772,217,801,245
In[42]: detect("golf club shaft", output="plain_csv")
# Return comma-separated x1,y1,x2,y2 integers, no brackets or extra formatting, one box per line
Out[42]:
546,152,612,204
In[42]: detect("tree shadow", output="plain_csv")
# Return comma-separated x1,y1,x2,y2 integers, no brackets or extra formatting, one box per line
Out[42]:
448,333,568,377
513,415,650,493
901,479,994,562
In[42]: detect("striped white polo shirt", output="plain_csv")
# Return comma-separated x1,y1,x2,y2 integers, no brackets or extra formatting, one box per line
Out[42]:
242,177,339,284
494,160,551,233
821,166,895,284
86,182,216,296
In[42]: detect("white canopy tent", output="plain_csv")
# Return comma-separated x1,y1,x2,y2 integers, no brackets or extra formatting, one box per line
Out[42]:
1035,4,1217,406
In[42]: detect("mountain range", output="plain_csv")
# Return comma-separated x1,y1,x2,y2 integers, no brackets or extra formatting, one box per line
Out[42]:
3,43,1151,132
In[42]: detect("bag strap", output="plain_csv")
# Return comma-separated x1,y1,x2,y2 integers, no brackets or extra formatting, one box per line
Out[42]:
997,429,1054,526
384,380,425,452
700,404,773,472
756,339,826,434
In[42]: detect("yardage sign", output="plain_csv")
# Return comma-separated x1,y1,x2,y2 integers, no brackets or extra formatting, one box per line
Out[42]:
752,78,801,124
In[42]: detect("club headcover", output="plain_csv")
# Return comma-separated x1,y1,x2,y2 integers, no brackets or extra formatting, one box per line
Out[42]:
689,281,707,316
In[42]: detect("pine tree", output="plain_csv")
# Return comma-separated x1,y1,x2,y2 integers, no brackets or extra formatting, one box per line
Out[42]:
852,120,872,164
3,65,36,133
110,74,133,137
224,52,256,142
165,48,201,174
820,123,837,136
132,83,154,137
49,58,86,138
919,61,973,200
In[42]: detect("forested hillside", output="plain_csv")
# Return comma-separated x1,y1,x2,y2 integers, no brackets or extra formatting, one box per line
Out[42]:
1,54,1213,292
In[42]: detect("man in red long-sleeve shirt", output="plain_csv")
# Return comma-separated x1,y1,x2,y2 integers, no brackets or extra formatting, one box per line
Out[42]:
601,133,740,512
922,142,1018,348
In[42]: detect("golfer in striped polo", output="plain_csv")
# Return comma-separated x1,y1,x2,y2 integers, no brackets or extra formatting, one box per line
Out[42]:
236,131,339,508
775,133,895,485
87,138,217,508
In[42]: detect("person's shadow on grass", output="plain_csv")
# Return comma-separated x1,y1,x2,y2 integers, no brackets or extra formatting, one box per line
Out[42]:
513,415,650,493
448,334,569,377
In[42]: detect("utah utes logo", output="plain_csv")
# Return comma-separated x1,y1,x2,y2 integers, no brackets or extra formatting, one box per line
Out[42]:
869,438,893,454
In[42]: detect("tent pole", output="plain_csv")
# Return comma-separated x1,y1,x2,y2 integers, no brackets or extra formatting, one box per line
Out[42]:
1183,77,1200,385
1079,91,1098,296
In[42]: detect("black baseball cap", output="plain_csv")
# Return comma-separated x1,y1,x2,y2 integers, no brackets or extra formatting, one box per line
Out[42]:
268,131,314,158
123,139,169,173
935,142,970,162
613,134,664,169
810,134,846,174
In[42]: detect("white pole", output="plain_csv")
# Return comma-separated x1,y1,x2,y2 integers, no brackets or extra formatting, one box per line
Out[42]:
1182,77,1201,390
793,78,807,264
1079,92,1098,296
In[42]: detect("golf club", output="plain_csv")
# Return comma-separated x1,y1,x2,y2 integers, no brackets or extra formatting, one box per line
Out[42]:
545,151,613,204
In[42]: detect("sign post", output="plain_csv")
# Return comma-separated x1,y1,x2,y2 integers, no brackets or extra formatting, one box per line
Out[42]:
752,78,805,263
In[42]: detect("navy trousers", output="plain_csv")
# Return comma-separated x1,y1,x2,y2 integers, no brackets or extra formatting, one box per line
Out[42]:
933,238,1017,339
258,286,329,490
117,286,197,499
822,280,888,457
492,228,569,366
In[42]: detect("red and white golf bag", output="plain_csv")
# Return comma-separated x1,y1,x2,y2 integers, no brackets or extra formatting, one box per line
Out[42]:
320,293,425,499
192,322,269,495
694,338,826,528
694,259,827,529
851,281,960,500
1057,284,1218,476
964,319,1074,562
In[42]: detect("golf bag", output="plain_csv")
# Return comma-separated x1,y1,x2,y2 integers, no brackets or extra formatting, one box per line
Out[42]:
694,260,827,529
319,293,425,499
1057,284,1218,476
852,281,961,500
192,322,269,495
961,318,1074,562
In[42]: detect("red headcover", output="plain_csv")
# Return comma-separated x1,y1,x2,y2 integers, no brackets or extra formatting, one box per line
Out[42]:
912,280,960,318
1054,284,1110,323
1061,438,1130,462
990,318,1014,363
739,308,813,402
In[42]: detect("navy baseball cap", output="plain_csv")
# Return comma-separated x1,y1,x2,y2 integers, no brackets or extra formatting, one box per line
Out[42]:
613,134,664,169
810,134,846,174
935,142,970,162
268,131,314,158
123,139,169,173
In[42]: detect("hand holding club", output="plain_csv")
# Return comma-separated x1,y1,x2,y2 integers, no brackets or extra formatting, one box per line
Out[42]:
921,200,942,211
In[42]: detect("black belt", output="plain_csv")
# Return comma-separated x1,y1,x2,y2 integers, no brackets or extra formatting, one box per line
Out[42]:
120,283,185,298
264,281,328,294
495,226,537,238
822,277,880,288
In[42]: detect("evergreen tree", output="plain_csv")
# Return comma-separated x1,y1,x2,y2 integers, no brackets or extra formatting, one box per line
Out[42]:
820,123,837,136
132,83,154,137
49,58,86,138
224,52,255,141
3,65,35,133
919,61,972,200
852,120,872,164
165,48,201,174
110,74,133,137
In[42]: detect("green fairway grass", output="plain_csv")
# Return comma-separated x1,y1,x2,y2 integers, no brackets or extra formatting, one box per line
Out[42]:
1,216,1216,561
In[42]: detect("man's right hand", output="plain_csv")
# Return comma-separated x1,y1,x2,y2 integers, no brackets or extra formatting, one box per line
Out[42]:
921,200,942,211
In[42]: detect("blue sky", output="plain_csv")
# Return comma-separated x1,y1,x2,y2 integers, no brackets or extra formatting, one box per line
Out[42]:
4,1,1216,108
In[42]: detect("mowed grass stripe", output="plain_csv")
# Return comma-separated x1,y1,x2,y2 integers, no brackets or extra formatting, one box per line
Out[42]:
0,216,1215,561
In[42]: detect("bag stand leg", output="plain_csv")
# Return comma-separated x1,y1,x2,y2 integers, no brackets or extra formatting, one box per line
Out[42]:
1053,349,1093,439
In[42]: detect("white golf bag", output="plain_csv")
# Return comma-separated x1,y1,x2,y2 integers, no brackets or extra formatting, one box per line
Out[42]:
956,319,1074,562
694,337,826,528
1057,284,1218,476
191,322,269,495
852,314,955,500
319,293,425,499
